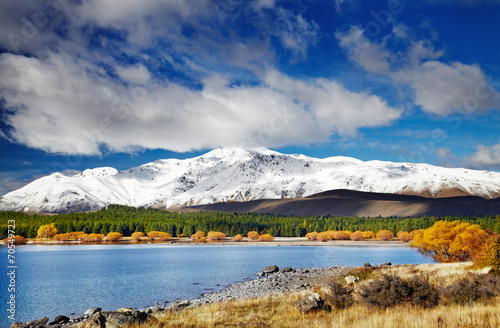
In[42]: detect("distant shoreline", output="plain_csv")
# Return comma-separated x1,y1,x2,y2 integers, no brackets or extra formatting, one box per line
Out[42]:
1,237,409,247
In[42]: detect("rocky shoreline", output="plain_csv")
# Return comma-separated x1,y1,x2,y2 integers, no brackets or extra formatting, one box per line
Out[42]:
11,262,392,328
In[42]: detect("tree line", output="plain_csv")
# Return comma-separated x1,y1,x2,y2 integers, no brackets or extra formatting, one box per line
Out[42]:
1,204,499,239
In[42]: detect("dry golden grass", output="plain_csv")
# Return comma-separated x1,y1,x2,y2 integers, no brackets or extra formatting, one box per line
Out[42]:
131,263,500,328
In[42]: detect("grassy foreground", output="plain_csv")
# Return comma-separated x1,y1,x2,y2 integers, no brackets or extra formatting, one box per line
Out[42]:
131,263,499,328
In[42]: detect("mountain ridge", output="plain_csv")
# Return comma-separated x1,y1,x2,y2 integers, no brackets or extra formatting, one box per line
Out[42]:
1,147,500,213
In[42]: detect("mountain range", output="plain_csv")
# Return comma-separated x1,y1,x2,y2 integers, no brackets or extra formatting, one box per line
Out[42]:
1,147,500,214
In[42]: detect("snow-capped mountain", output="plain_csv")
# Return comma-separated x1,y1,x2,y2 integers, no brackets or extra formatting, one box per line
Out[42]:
1,147,500,213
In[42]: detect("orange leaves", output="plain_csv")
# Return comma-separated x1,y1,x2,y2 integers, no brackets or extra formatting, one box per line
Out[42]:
376,230,394,241
207,231,226,240
233,234,243,242
397,231,412,242
190,231,206,241
410,220,491,263
36,223,58,239
106,232,123,241
147,231,172,241
247,231,259,240
3,235,27,245
258,234,274,242
350,231,365,241
131,232,145,241
362,231,376,240
306,232,318,240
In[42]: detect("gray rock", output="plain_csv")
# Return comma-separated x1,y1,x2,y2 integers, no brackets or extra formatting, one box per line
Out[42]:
30,317,49,327
80,312,105,328
264,265,279,273
363,262,371,267
380,262,392,266
152,302,161,313
256,271,265,276
80,311,156,328
115,307,134,313
49,315,70,325
10,323,29,328
295,293,328,313
170,300,191,311
283,267,294,272
83,307,102,316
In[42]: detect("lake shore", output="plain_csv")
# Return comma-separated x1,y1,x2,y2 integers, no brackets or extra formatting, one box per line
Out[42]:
3,236,409,247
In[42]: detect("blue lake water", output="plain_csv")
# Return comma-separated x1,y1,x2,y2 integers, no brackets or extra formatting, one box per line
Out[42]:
0,244,433,326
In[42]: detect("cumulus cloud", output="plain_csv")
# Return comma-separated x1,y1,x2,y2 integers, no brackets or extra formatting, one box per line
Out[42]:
336,25,500,115
437,147,456,160
0,51,401,155
464,144,500,170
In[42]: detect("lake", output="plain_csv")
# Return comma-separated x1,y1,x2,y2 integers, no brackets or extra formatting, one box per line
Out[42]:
0,244,433,326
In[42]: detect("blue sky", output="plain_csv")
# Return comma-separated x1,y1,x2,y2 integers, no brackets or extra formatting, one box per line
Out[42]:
1,0,500,195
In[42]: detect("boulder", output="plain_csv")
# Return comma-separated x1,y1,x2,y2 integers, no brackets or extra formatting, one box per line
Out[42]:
83,307,102,316
152,302,161,313
264,265,279,274
80,311,156,328
49,315,70,325
295,293,328,313
29,317,49,327
363,262,371,267
116,307,134,313
256,271,265,277
380,262,392,266
170,300,191,311
345,275,359,285
10,323,29,328
283,267,294,272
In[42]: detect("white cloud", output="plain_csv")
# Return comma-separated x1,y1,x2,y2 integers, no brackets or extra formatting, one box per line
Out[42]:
0,52,401,155
336,26,392,74
436,147,456,160
464,144,500,170
336,25,500,115
115,64,151,84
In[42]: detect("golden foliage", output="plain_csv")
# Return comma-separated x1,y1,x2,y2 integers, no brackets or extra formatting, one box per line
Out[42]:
258,234,274,242
106,232,123,241
233,234,243,242
131,232,145,241
350,231,365,241
376,230,394,241
81,233,105,242
306,232,318,240
37,223,58,239
207,231,226,240
410,221,489,263
147,231,172,241
198,237,207,242
247,231,260,240
3,235,27,245
397,231,413,242
473,235,500,269
191,231,206,241
362,231,376,240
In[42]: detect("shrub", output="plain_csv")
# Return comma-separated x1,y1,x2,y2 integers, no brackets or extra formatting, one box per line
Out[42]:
247,231,259,240
258,234,274,242
3,235,27,245
306,232,318,240
333,231,352,240
37,223,58,239
473,235,500,270
358,274,439,308
147,231,160,239
350,231,365,241
106,232,123,241
441,273,500,305
397,231,413,242
233,234,243,242
207,231,226,240
190,231,206,241
317,231,331,242
376,230,394,241
156,232,172,241
131,232,145,241
362,231,376,240
322,281,354,309
82,233,105,242
198,237,206,243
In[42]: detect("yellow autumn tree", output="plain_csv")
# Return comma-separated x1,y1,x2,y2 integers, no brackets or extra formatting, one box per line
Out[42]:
247,231,259,240
376,230,394,241
258,234,274,242
233,234,243,242
397,231,413,242
410,221,489,263
131,232,145,241
207,231,226,240
106,232,123,241
350,231,365,241
37,223,58,239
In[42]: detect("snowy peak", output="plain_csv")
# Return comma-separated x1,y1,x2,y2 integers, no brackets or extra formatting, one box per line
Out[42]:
1,148,500,213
